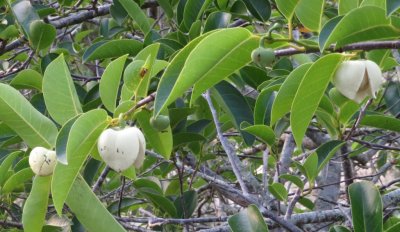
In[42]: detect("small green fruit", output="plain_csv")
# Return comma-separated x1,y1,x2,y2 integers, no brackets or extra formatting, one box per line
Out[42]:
251,47,275,67
150,115,170,131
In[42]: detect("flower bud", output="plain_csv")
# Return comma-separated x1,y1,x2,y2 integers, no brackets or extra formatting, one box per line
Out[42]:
333,60,383,103
29,147,57,176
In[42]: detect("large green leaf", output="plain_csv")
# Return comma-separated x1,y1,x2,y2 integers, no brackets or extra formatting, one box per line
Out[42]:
316,140,344,173
136,110,172,159
190,28,259,103
66,176,126,232
43,54,82,125
276,0,299,19
183,0,211,30
99,55,128,112
242,0,271,22
0,151,22,186
228,204,269,232
119,0,150,34
291,54,344,146
22,176,51,232
52,109,108,215
174,190,198,218
295,0,324,32
0,84,58,148
212,81,255,145
29,20,56,51
387,0,400,16
10,0,40,37
154,31,217,116
83,39,143,62
10,69,42,91
204,12,231,32
319,6,400,51
270,63,312,126
360,115,400,132
55,115,80,165
349,181,383,232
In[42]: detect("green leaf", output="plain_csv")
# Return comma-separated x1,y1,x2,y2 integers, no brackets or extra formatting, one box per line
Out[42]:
228,204,269,232
387,0,400,16
134,44,159,99
276,0,299,19
360,115,400,132
154,31,217,116
173,132,206,148
10,0,40,37
174,190,198,218
10,69,42,91
329,225,352,232
119,0,150,34
183,0,211,30
254,84,280,126
386,222,400,232
43,54,82,125
349,181,383,232
136,110,172,159
319,6,400,51
2,168,34,193
22,175,51,232
240,124,276,146
242,0,271,22
66,176,126,232
279,174,304,190
52,109,108,215
338,0,359,15
190,28,259,103
83,39,143,62
212,81,255,145
295,0,324,32
29,20,56,51
384,82,400,117
0,83,58,148
138,188,178,217
271,63,312,126
204,12,231,32
303,152,318,181
0,151,22,186
291,54,344,147
99,54,128,112
316,140,344,173
55,115,80,165
269,182,288,201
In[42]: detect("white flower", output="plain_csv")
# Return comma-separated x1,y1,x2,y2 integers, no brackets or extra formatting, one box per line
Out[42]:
333,60,383,103
29,147,57,176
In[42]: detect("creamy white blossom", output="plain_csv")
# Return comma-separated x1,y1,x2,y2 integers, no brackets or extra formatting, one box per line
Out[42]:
29,147,57,176
333,60,383,103
97,127,146,172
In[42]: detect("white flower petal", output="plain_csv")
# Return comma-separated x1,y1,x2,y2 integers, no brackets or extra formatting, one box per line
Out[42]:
333,60,366,100
364,60,384,98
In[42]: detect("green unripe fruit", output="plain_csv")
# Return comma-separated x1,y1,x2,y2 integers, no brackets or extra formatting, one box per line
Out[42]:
251,47,275,67
150,115,170,131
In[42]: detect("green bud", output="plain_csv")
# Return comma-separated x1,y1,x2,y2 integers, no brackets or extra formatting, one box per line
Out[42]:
251,47,275,67
150,115,170,131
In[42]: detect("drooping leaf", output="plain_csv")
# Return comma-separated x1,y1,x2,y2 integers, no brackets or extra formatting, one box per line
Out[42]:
242,0,271,22
174,190,198,218
119,0,150,34
279,174,304,190
270,63,312,126
228,204,269,232
269,182,288,201
349,181,383,232
360,115,400,132
0,151,22,186
183,0,212,30
43,54,82,125
316,140,344,173
55,115,81,165
0,83,58,148
66,176,126,232
137,188,178,217
291,54,344,146
240,124,276,146
303,152,318,182
52,109,108,215
254,85,279,125
2,168,34,193
384,82,400,117
295,0,324,32
10,69,42,91
212,81,255,145
29,20,56,51
319,6,400,51
99,54,128,112
83,39,143,62
22,176,51,232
